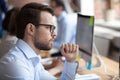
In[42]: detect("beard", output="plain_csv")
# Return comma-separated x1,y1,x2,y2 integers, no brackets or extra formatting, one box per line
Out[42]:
34,39,52,50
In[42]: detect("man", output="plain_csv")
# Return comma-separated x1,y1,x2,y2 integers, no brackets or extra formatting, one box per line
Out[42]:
50,0,77,50
0,3,78,80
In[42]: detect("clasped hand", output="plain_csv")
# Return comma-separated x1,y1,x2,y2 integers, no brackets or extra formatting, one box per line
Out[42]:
61,43,79,63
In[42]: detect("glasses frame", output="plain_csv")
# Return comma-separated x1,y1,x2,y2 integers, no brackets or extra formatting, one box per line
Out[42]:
35,24,56,33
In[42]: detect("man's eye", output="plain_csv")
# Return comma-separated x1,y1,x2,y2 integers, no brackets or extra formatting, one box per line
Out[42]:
46,26,51,29
45,26,51,31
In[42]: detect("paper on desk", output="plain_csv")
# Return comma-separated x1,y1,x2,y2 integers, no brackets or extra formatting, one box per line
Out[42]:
75,73,100,80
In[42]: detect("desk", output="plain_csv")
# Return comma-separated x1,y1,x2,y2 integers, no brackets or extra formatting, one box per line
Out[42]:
40,51,119,80
77,56,119,80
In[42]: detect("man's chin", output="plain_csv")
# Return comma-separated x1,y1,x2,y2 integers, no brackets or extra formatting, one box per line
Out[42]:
43,47,51,50
48,46,52,50
39,43,53,50
44,45,52,50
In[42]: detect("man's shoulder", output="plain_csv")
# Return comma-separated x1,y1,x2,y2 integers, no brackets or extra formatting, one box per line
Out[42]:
0,46,25,63
0,46,34,80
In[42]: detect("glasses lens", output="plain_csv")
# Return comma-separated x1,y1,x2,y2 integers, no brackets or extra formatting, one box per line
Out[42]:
50,25,55,33
36,24,55,33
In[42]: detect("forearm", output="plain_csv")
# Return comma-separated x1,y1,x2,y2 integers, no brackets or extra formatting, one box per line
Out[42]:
59,61,78,80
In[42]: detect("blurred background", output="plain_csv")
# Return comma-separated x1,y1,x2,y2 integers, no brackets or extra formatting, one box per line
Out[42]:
0,0,120,62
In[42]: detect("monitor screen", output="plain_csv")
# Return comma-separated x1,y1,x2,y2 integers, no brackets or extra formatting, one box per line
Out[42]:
76,13,94,69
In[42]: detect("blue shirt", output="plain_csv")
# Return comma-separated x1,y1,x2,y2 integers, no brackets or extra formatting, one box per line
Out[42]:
0,39,78,80
53,11,77,49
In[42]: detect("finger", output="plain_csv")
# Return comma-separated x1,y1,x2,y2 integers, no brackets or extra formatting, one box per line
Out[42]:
72,44,76,53
69,43,73,53
61,44,65,54
75,44,79,53
65,43,69,53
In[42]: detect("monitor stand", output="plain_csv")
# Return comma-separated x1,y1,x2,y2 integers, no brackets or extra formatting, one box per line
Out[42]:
91,42,103,69
78,42,103,70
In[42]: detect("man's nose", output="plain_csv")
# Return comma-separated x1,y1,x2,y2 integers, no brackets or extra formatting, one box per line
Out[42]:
51,31,57,39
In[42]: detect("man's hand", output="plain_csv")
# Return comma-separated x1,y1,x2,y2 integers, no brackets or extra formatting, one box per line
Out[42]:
61,43,79,63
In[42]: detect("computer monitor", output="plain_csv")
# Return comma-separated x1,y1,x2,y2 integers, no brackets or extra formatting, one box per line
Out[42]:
76,13,94,70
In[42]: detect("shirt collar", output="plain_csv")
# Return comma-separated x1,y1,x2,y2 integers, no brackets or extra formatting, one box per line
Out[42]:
16,39,41,66
57,11,67,22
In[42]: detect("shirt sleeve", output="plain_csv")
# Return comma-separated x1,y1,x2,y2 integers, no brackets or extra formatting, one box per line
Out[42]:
59,61,78,80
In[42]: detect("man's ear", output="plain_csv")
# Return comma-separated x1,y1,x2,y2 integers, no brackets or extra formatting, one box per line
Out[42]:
25,23,36,36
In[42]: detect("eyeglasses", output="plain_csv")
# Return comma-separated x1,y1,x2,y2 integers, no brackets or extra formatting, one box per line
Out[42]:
35,24,56,33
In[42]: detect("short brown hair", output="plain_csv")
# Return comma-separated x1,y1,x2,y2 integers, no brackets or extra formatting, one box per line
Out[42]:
16,3,54,39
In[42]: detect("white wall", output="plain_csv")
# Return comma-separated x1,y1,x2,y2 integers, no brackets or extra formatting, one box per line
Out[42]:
80,0,94,15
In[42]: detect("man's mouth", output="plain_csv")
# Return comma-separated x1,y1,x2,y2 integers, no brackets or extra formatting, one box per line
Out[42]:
49,39,54,42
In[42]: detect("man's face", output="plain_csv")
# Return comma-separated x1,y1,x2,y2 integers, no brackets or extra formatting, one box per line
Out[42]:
33,11,56,50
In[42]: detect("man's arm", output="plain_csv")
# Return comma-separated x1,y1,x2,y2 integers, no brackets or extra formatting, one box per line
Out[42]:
59,61,78,80
59,43,79,80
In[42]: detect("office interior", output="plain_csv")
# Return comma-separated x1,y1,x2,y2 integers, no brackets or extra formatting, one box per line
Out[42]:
4,0,120,61
0,0,119,80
